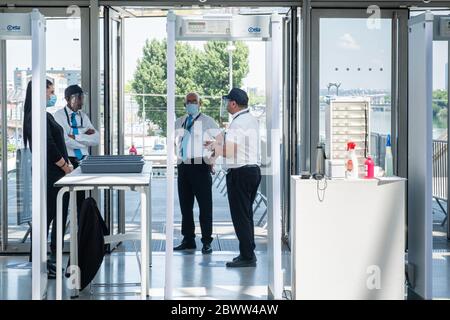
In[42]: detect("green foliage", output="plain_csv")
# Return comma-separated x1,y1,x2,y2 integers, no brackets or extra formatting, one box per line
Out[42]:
433,90,449,128
132,39,249,135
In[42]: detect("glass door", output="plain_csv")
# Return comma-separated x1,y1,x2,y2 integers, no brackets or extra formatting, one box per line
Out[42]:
310,8,408,175
0,7,86,253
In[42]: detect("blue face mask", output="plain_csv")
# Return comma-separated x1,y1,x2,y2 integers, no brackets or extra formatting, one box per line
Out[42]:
186,103,199,116
47,94,57,108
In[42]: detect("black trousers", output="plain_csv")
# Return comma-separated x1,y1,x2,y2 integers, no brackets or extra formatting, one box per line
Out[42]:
47,172,70,257
68,157,85,215
177,160,213,244
226,166,261,260
47,157,84,257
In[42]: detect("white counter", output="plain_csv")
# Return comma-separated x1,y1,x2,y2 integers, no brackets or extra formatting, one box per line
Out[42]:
290,177,406,300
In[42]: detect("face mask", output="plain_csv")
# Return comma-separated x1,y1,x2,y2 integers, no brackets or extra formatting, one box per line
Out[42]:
186,103,199,116
46,94,57,108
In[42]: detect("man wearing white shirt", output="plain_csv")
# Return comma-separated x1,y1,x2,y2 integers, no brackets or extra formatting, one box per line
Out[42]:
173,92,220,254
54,85,100,210
206,88,261,268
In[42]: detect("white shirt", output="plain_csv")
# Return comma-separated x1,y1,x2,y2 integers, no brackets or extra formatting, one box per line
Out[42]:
53,106,100,158
175,113,220,162
224,108,260,169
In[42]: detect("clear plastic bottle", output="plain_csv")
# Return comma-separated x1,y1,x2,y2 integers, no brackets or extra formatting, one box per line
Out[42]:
346,141,359,179
384,134,393,177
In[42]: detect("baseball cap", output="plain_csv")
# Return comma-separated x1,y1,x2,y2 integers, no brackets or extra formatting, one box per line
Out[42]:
222,88,249,106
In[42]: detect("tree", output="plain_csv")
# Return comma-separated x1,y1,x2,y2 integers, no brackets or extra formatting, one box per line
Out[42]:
195,41,249,122
131,39,201,135
132,39,249,135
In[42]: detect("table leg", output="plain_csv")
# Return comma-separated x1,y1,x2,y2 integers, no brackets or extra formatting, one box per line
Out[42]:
140,188,148,299
56,187,69,300
146,186,151,293
69,189,79,298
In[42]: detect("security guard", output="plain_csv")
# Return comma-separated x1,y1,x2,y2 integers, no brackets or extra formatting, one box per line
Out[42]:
54,85,100,211
174,92,220,254
207,88,261,267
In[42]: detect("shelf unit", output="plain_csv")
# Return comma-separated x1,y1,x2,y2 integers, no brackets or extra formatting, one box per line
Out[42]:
325,98,370,171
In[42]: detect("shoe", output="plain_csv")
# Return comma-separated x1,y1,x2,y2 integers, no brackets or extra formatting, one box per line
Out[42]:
202,243,212,254
226,256,257,268
47,261,56,279
174,240,196,251
233,254,256,262
47,260,56,272
48,270,56,279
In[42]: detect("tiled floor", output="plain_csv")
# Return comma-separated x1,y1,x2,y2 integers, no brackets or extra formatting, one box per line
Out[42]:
2,176,450,299
432,200,450,299
0,249,292,300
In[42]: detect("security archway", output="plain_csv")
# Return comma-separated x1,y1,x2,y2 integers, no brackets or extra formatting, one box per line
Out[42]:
165,11,284,299
0,9,47,300
408,12,450,300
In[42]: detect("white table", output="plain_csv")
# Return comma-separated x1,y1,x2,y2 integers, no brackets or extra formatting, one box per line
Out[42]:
54,163,152,300
290,177,406,299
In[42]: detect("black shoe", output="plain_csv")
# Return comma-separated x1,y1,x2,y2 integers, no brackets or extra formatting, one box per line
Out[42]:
232,255,241,262
202,243,212,254
233,254,256,262
174,240,196,251
47,260,56,272
226,256,257,268
47,262,56,279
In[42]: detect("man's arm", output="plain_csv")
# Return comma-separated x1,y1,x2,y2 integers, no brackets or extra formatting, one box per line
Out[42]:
205,131,237,159
53,110,86,150
74,114,100,147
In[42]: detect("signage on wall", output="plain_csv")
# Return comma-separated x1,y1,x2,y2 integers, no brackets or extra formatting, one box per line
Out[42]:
0,13,32,40
177,14,271,41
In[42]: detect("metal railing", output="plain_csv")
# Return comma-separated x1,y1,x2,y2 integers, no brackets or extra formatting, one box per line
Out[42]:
432,139,448,226
433,140,448,201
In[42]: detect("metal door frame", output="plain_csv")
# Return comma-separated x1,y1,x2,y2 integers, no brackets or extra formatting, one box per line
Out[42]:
103,6,125,243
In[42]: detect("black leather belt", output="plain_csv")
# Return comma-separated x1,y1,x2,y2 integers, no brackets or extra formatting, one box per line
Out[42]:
227,164,259,173
181,157,207,165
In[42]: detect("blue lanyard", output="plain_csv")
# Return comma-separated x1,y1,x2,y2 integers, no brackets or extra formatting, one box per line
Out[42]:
64,107,84,129
182,113,202,132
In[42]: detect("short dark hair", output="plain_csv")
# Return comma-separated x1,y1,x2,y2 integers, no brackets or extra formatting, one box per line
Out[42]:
23,79,54,149
65,84,83,99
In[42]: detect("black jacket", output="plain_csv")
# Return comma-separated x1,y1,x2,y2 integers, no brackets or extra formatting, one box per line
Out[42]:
24,112,69,183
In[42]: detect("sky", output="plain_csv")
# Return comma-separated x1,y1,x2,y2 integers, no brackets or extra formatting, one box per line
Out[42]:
4,15,449,92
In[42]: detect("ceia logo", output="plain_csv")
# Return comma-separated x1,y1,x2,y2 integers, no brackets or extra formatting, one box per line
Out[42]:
7,25,21,31
248,26,261,33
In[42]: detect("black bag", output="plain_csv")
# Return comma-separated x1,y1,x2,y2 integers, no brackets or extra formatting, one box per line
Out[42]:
67,197,109,291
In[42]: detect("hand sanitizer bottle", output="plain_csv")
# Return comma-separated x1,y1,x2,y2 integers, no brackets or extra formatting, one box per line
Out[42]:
384,134,393,177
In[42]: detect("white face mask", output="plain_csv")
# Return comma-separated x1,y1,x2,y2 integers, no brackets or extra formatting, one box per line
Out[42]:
186,103,199,116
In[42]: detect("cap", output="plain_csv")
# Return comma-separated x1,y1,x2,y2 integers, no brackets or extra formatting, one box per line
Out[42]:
65,85,84,99
347,142,356,150
386,134,391,147
222,88,249,106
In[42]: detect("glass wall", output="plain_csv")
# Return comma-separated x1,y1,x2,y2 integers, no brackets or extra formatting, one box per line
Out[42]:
317,15,393,168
